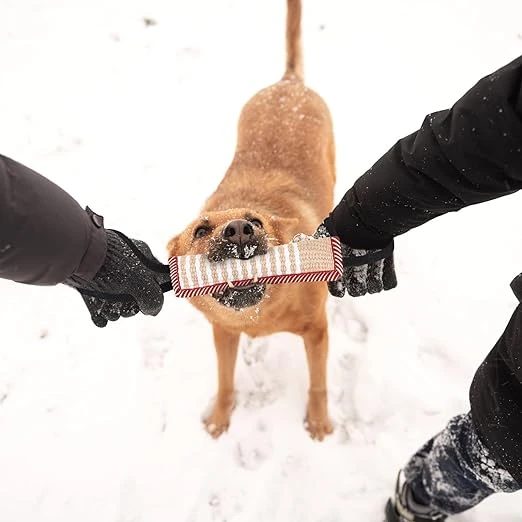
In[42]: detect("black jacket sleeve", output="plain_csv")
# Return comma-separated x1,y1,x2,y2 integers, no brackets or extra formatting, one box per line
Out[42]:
328,55,522,249
0,155,107,285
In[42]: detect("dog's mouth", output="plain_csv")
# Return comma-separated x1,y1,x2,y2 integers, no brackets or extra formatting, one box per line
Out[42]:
213,282,267,310
208,234,269,310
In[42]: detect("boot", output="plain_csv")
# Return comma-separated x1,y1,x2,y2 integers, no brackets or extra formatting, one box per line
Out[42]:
385,471,447,522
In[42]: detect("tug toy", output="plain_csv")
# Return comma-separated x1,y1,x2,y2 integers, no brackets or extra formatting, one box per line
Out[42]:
169,236,343,298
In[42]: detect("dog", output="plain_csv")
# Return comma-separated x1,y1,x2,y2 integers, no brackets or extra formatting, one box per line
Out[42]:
167,0,336,440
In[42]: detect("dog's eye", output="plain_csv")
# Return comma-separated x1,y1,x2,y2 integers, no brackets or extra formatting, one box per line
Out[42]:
250,219,263,229
194,226,211,239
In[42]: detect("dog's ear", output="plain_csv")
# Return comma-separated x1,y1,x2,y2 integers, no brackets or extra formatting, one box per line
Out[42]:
268,215,300,242
167,235,182,257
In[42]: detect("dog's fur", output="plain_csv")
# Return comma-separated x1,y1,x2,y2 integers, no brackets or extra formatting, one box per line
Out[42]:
167,0,336,440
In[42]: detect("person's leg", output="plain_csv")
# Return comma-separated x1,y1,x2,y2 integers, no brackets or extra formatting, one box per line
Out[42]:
387,301,522,521
403,412,518,515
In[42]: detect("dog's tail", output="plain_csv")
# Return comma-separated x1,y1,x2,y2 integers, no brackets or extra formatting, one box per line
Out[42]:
283,0,303,81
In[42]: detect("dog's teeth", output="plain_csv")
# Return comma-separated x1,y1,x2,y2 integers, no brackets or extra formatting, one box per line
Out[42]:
227,281,235,288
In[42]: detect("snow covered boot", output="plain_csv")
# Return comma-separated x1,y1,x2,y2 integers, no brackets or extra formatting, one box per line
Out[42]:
385,471,447,522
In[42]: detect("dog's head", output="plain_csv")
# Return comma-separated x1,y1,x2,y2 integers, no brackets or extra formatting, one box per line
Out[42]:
167,208,298,310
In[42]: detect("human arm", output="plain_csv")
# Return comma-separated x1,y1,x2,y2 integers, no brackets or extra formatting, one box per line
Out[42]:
320,55,522,296
0,155,169,326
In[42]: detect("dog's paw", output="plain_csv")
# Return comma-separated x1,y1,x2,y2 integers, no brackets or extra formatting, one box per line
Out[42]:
203,397,236,439
305,390,333,441
304,415,333,441
204,416,230,438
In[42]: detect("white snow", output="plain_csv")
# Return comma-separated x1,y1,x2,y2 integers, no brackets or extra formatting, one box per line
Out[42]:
1,0,522,521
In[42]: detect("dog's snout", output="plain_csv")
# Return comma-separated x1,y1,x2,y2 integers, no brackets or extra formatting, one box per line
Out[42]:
223,220,254,245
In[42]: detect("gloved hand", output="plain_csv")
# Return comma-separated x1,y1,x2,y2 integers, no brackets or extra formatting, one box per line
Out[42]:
314,221,397,297
66,230,171,327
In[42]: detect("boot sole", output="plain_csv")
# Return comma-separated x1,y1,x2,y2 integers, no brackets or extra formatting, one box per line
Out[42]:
385,499,402,522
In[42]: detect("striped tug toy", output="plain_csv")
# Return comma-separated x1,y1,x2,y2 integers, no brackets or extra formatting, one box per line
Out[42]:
169,236,343,298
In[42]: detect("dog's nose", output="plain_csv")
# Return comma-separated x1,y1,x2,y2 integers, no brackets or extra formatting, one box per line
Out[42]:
223,219,254,245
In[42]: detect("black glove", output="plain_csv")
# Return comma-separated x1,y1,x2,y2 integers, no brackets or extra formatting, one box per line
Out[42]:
66,230,171,327
314,222,397,298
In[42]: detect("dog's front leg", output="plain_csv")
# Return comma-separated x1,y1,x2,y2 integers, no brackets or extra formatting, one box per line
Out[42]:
302,316,333,441
204,325,240,438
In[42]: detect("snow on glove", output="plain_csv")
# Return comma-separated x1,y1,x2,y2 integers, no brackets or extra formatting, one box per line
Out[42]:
66,230,171,328
314,222,397,298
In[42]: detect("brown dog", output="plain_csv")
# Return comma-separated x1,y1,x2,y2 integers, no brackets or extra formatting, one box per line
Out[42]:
167,0,336,440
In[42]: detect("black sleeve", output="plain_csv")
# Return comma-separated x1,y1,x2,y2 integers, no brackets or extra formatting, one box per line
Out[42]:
328,55,522,249
0,155,107,285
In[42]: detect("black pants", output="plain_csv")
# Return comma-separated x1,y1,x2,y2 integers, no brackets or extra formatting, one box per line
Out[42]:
403,412,519,515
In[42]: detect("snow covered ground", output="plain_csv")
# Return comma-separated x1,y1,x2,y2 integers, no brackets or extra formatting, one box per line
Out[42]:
1,0,522,520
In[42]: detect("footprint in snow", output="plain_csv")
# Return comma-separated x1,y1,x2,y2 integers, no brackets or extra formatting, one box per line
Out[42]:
328,299,368,343
240,337,282,410
236,419,273,470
